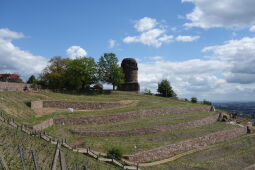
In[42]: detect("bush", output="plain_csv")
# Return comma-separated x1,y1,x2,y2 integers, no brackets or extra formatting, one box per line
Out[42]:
144,88,152,95
157,79,176,97
191,97,197,103
106,147,123,160
202,100,212,105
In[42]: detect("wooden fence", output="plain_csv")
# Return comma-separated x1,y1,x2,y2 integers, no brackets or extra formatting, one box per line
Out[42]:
0,111,140,170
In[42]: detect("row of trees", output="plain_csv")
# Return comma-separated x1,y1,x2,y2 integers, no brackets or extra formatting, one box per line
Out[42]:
31,53,124,91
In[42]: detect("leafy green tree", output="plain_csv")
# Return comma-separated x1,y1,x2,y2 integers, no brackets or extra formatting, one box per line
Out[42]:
27,75,37,84
202,100,212,105
39,56,70,89
98,53,124,90
66,57,98,90
191,97,198,103
157,80,176,97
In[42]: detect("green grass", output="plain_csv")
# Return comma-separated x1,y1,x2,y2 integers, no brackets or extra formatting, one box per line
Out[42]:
0,121,120,170
0,91,197,125
63,111,218,132
144,134,255,170
2,90,251,169
46,122,236,155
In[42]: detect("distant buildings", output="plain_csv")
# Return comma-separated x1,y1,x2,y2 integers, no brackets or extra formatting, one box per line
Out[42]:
0,74,23,83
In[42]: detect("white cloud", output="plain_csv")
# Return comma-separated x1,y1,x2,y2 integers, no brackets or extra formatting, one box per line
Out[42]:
108,39,116,49
123,29,173,48
182,0,255,28
203,37,255,84
123,18,173,48
139,56,255,101
250,25,255,32
176,35,200,42
66,46,87,59
0,28,47,78
0,28,24,39
134,17,158,32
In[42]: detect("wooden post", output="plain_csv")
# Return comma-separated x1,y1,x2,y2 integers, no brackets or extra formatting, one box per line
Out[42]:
59,150,66,170
18,145,26,170
31,150,39,170
0,153,9,170
51,141,60,170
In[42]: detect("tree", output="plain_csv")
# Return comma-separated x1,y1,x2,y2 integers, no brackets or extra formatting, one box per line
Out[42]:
39,56,70,90
144,88,152,95
98,53,124,90
191,97,197,103
66,57,98,90
27,75,37,84
157,80,176,97
202,100,212,105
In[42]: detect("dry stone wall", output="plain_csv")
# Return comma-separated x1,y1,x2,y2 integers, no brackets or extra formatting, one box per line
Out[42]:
31,101,43,109
0,82,31,91
31,100,122,110
127,127,247,163
43,101,122,110
70,114,219,137
54,106,211,125
32,118,54,131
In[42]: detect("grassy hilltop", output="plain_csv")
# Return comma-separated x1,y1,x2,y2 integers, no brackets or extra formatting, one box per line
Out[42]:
0,90,255,169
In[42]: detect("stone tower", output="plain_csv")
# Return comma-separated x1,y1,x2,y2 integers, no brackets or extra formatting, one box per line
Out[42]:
119,58,140,92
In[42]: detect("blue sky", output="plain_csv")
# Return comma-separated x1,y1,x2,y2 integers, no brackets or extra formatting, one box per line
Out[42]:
1,0,255,102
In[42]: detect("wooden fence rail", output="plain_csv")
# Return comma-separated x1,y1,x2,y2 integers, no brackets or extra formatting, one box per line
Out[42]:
0,111,140,170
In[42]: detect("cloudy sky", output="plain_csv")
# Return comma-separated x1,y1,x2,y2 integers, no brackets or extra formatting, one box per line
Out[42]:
1,0,255,102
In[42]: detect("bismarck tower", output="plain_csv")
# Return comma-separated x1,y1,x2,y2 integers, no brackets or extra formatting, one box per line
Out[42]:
119,58,140,92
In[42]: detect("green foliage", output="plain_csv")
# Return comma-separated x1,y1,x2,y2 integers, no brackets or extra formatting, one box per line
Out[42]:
27,75,37,84
106,147,123,160
66,57,98,90
157,79,176,97
98,53,124,90
191,97,198,103
39,56,70,89
39,56,98,91
144,88,152,95
202,100,212,105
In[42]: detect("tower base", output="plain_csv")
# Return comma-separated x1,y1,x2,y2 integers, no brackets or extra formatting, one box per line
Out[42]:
118,82,140,92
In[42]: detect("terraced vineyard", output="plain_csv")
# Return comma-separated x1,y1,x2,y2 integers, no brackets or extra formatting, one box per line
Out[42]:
0,90,254,169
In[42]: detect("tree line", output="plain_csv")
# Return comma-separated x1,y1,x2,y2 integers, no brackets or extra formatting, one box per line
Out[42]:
28,53,124,91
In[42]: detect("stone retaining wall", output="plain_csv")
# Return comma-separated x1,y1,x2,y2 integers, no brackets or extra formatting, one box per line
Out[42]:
31,100,122,110
54,106,211,125
71,114,219,137
32,118,54,131
127,127,247,163
0,82,31,91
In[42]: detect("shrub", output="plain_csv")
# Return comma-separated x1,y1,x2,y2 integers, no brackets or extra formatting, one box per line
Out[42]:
144,88,152,95
191,97,197,103
157,79,176,97
106,147,123,160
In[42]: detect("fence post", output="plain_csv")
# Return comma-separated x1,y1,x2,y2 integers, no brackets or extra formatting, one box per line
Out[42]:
31,150,39,170
0,153,9,170
51,141,60,170
59,149,66,170
18,145,26,170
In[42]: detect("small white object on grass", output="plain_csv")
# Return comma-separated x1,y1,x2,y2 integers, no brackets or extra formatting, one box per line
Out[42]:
67,108,74,113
